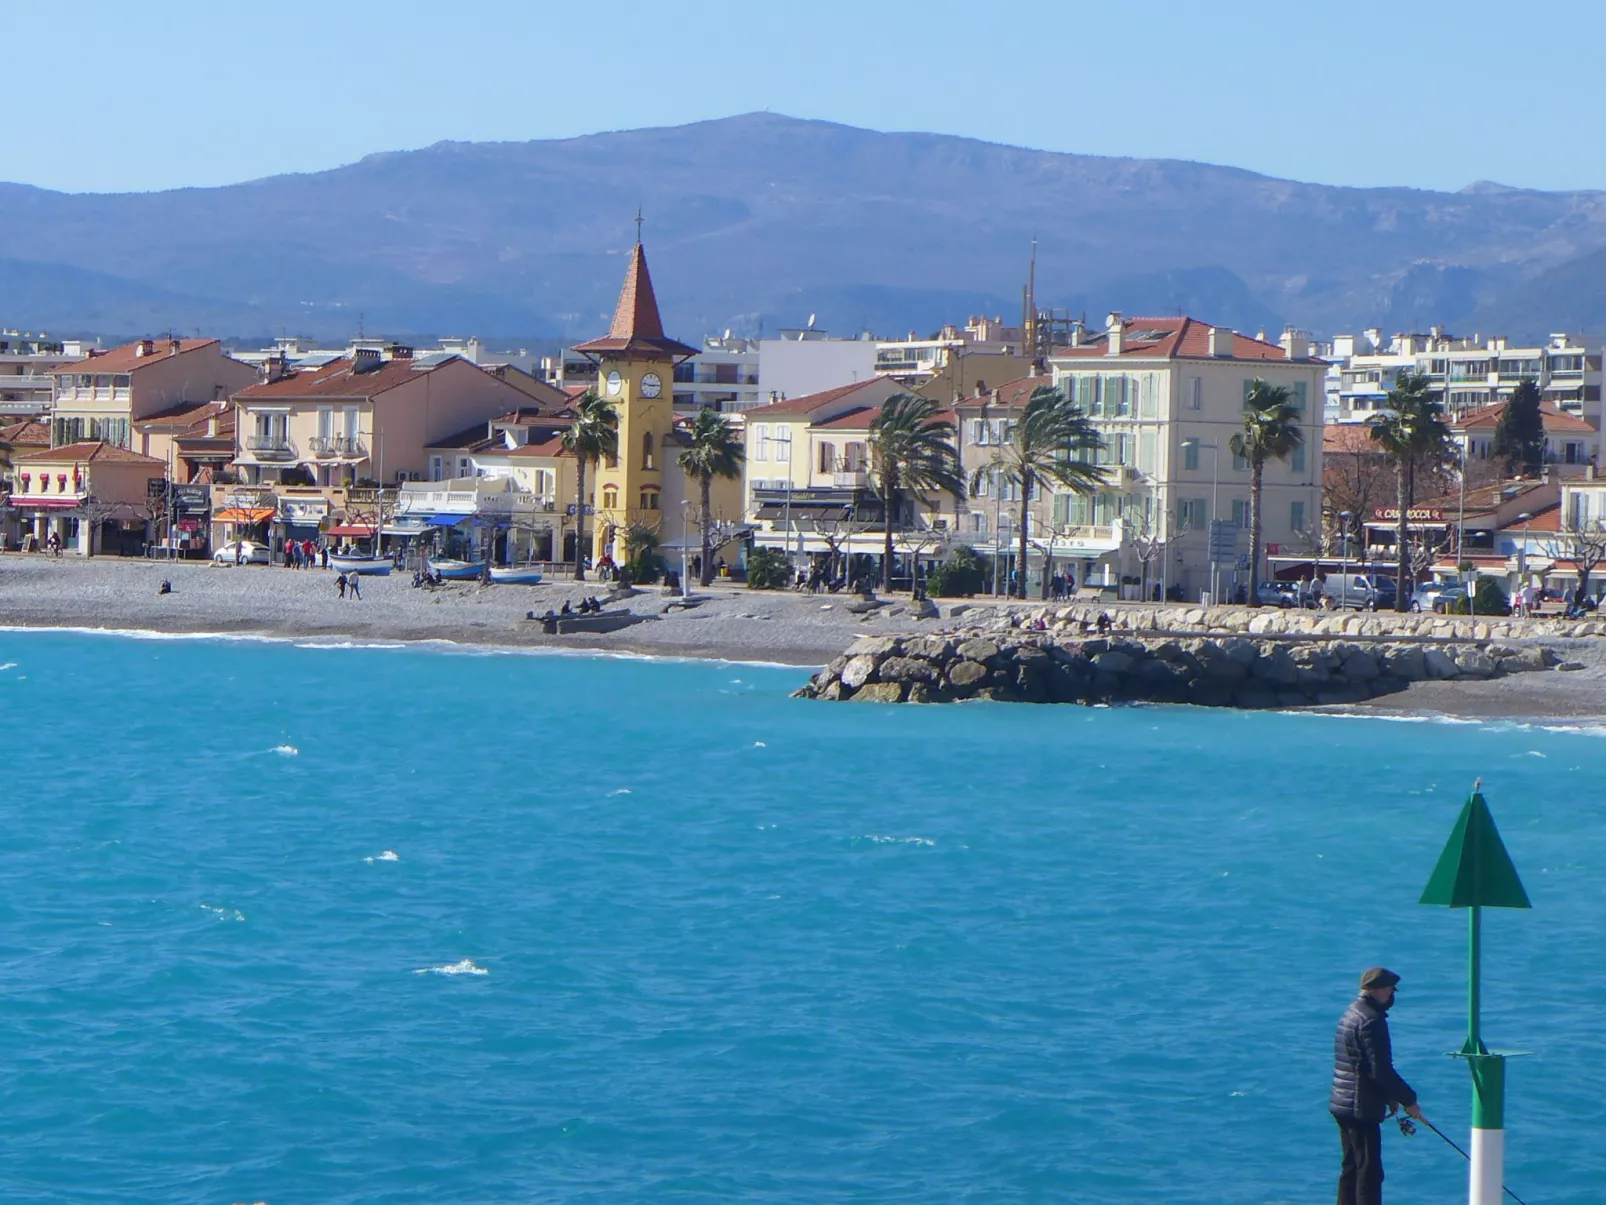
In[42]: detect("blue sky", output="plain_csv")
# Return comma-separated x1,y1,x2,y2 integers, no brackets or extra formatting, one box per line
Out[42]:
17,0,1606,195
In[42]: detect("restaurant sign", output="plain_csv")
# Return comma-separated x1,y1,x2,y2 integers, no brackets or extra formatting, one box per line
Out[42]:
1374,506,1448,522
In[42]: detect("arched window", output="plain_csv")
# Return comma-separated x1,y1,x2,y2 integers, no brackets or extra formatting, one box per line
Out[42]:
639,488,660,511
602,485,619,510
642,431,655,469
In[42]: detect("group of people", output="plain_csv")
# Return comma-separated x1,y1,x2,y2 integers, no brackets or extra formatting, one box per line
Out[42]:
534,597,605,633
334,572,363,600
283,538,327,570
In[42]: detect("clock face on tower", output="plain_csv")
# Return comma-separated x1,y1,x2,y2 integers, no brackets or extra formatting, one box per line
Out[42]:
605,371,622,397
640,372,662,399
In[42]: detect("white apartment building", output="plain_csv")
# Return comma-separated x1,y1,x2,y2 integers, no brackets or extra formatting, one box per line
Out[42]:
0,332,89,418
1045,315,1328,601
1325,328,1602,427
671,335,761,411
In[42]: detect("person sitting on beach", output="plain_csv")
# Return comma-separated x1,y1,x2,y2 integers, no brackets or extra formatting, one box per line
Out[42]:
1096,611,1113,635
336,572,347,599
158,579,172,595
561,600,573,616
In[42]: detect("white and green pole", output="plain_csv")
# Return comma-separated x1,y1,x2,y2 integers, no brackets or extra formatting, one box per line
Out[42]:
1419,781,1531,1205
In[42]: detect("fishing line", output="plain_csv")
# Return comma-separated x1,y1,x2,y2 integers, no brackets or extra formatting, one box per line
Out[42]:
1396,1115,1530,1205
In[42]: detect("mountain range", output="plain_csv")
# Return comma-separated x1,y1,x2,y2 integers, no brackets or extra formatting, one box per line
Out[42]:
3,112,1606,346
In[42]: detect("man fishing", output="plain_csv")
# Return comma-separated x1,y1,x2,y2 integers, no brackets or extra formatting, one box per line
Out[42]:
1330,967,1424,1205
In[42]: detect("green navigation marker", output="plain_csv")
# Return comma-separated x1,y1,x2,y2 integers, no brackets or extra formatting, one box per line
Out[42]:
1419,780,1530,1205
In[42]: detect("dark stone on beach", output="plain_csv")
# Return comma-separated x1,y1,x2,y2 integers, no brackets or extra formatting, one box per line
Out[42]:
879,656,938,685
852,681,905,703
1233,682,1281,710
946,660,990,691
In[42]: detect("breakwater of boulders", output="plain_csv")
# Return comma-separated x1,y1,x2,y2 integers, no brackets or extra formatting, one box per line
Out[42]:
795,629,1567,707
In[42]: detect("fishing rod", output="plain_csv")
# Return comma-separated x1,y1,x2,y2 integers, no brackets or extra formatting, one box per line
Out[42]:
1396,1114,1530,1205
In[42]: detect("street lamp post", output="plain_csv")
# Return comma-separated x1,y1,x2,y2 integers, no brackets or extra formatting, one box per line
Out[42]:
1339,510,1352,603
1183,438,1220,603
680,500,693,598
1516,511,1532,613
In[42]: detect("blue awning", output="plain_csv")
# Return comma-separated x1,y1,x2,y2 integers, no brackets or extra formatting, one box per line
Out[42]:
425,514,473,527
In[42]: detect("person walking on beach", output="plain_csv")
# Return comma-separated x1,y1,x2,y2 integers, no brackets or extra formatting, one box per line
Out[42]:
1331,967,1422,1205
336,572,347,599
347,571,361,601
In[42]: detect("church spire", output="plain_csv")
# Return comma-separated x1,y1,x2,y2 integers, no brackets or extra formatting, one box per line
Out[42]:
574,238,696,359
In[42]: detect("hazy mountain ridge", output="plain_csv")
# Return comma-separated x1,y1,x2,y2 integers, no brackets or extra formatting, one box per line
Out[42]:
1,112,1604,343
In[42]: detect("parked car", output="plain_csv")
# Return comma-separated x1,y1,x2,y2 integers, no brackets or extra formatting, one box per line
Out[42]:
1324,572,1397,610
1410,581,1459,612
1256,580,1298,608
1430,586,1470,614
212,539,270,565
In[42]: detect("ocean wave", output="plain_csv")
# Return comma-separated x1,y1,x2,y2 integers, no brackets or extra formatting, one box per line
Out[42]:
415,958,488,976
859,835,936,847
0,661,17,671
272,744,299,757
364,850,400,863
293,640,407,651
200,904,246,922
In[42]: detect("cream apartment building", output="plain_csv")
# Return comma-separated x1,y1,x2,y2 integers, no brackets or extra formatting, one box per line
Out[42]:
48,338,258,450
1046,315,1328,601
230,350,537,486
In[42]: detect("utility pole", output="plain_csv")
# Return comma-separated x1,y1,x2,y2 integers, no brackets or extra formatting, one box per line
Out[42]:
1419,782,1532,1205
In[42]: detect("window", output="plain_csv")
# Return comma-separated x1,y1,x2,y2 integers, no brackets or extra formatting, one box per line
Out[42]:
429,455,443,482
1186,377,1202,410
1112,376,1131,417
1178,498,1206,531
1287,380,1308,413
754,423,770,461
318,408,333,438
774,426,792,467
602,486,619,510
992,418,1010,444
1183,441,1199,472
456,456,472,478
1291,501,1306,532
1232,448,1249,472
974,471,989,498
1291,445,1306,474
1232,498,1250,528
818,441,836,473
1138,373,1158,419
844,441,866,471
971,419,987,445
970,511,988,534
640,488,659,510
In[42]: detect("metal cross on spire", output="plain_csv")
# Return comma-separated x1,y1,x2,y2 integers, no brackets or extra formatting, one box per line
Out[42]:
634,207,644,244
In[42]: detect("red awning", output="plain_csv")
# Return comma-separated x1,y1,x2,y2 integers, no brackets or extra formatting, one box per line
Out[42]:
8,496,82,509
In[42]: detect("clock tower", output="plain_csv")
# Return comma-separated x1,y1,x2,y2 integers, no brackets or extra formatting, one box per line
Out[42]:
574,238,697,563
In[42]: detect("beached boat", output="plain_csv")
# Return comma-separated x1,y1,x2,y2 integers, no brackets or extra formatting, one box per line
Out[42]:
488,566,544,585
428,557,487,581
329,553,393,576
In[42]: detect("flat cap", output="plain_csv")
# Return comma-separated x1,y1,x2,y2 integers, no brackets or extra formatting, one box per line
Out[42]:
1360,967,1401,990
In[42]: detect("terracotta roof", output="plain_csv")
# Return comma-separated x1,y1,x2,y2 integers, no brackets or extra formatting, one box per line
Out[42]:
1453,398,1596,434
1412,478,1553,514
741,378,890,418
235,355,463,401
15,440,163,465
1052,316,1306,362
0,419,49,446
49,338,219,376
953,374,1052,412
1496,503,1560,533
572,243,698,360
135,400,234,439
813,406,878,431
505,435,572,458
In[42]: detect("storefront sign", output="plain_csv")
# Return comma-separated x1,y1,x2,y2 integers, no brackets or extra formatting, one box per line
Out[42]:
1374,506,1448,522
278,499,330,522
173,486,210,517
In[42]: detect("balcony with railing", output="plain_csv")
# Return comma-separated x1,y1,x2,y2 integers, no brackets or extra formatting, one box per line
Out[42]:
309,434,368,460
245,434,296,460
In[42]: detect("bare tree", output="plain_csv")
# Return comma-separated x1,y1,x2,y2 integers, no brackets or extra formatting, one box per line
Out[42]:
896,521,951,594
812,506,869,584
1323,447,1391,549
1544,521,1606,603
77,495,125,557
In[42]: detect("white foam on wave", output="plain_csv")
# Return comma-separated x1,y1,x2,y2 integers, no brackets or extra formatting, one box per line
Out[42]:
416,958,488,976
753,740,767,748
272,744,299,757
294,640,407,651
200,904,246,922
861,834,935,847
364,850,400,863
609,787,632,796
0,661,17,671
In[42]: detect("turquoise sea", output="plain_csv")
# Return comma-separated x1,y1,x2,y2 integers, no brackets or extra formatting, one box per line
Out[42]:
0,629,1601,1205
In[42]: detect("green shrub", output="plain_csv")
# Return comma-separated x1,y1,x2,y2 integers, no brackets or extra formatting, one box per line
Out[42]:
1450,579,1510,616
926,546,989,597
746,547,790,589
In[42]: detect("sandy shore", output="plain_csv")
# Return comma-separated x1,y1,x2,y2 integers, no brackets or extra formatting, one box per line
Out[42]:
4,555,1604,721
0,554,933,669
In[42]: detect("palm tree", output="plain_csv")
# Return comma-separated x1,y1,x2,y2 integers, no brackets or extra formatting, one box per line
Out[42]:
867,393,965,593
972,384,1107,598
559,390,618,581
676,407,745,586
1229,379,1304,605
1369,371,1453,611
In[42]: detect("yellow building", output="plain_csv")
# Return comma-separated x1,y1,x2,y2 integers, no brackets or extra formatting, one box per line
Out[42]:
573,242,700,562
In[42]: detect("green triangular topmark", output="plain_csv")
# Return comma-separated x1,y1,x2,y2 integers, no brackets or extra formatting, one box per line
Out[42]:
1420,792,1532,909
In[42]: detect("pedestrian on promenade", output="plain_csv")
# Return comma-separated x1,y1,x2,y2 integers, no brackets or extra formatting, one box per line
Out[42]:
348,572,361,601
1330,967,1423,1205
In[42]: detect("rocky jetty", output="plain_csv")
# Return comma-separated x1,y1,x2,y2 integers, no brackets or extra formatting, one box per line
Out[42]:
795,628,1566,707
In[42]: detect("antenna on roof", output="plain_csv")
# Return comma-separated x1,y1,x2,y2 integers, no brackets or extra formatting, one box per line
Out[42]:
807,314,816,329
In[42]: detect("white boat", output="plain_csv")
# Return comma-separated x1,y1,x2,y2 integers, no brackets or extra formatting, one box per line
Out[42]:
428,557,487,581
329,553,393,576
488,566,544,585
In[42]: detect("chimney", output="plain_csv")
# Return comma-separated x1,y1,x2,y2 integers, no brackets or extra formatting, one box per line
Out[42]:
1105,312,1123,356
1069,319,1085,348
352,347,384,374
137,339,154,358
1279,327,1310,359
1208,327,1235,357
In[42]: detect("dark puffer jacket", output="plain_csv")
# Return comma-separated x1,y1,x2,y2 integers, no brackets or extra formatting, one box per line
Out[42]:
1331,993,1417,1122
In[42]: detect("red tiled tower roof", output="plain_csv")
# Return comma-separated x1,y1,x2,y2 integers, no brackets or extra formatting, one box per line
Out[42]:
573,243,697,360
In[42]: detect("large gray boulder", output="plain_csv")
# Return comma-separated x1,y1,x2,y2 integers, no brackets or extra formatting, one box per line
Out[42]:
1250,645,1299,685
956,637,1004,666
1422,648,1460,679
840,655,880,690
946,660,991,690
851,681,906,703
1092,649,1136,675
879,656,939,684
